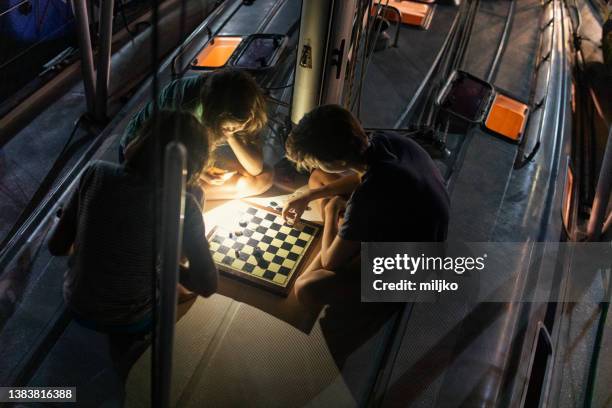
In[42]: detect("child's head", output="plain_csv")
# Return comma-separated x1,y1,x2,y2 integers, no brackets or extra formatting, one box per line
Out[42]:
285,104,369,172
200,68,267,144
126,110,210,185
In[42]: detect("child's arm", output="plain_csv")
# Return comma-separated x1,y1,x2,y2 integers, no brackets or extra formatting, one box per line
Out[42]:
180,198,218,297
319,197,360,271
226,134,264,176
48,191,79,256
282,173,360,223
182,238,218,297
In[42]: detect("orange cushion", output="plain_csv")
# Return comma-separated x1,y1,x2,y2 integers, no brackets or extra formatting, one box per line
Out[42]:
485,93,529,141
373,0,433,28
192,37,242,69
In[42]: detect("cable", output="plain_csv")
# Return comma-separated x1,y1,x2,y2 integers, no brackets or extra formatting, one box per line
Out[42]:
265,121,282,141
265,94,290,108
353,0,389,117
264,83,294,91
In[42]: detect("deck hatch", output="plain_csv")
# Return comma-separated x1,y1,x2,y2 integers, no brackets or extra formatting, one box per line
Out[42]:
191,36,243,69
437,70,530,143
232,34,287,70
437,70,494,123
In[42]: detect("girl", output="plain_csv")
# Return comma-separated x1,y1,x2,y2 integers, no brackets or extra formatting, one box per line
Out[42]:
120,68,273,200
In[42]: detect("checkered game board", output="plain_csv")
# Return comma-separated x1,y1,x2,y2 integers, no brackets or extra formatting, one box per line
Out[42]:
208,204,320,295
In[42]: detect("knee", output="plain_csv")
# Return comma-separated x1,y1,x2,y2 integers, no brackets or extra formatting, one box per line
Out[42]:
294,273,323,307
294,275,314,306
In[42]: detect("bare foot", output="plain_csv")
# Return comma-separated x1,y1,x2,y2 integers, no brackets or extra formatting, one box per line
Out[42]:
177,284,197,304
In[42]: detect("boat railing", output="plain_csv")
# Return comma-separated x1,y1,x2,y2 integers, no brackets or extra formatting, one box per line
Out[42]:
515,0,557,168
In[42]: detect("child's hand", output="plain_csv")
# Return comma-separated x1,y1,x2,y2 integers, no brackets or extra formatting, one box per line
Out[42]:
200,167,236,185
325,196,347,218
282,191,312,225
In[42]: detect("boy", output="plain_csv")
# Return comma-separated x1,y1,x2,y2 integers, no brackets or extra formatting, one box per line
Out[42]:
120,68,273,200
49,111,217,331
283,105,450,305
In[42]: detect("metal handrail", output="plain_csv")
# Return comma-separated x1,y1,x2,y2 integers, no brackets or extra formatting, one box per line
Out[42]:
587,126,612,241
0,0,30,17
516,0,557,168
486,0,515,83
156,142,187,408
94,0,115,120
73,0,96,115
393,4,462,128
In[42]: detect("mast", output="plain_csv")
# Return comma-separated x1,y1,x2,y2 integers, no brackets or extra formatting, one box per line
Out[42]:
291,0,357,124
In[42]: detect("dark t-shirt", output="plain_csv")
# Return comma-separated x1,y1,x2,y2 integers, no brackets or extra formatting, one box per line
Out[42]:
62,161,209,325
120,75,207,152
339,132,449,242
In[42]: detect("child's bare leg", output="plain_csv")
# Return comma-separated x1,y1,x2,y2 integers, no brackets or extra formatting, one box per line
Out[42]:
294,254,360,307
308,169,343,221
177,283,197,303
202,165,274,200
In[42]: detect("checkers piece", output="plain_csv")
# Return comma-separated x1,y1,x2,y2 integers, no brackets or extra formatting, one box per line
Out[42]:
207,204,321,295
239,216,249,227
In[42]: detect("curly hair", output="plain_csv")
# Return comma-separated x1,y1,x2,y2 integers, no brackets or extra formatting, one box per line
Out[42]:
200,68,268,146
126,110,210,186
285,105,369,172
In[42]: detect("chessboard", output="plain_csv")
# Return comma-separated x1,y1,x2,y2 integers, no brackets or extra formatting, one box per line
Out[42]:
207,202,321,295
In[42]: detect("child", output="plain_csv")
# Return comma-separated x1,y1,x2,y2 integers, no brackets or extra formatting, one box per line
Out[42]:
120,68,273,200
49,111,218,332
283,105,450,305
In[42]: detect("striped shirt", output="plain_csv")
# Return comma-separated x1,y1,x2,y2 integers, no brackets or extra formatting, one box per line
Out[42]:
62,161,206,326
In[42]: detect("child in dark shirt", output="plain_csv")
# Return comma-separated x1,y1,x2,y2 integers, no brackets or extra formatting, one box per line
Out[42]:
48,111,218,331
283,105,450,305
